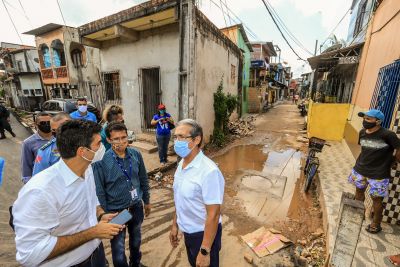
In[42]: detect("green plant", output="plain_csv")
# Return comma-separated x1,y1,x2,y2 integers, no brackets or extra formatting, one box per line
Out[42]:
212,79,238,147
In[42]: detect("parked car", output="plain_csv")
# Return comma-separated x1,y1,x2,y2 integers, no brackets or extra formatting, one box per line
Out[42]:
35,99,102,122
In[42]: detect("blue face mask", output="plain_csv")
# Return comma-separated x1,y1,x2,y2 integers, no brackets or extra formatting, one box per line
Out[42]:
174,140,193,158
160,110,165,115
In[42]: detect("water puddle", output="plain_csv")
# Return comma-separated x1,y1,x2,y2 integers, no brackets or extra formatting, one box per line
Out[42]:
214,145,302,223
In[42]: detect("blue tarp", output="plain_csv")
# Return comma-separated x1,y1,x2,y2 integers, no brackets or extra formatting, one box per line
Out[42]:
43,47,51,68
0,157,4,186
53,50,61,67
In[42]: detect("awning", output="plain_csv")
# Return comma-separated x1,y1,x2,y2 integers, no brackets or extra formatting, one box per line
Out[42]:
307,42,364,71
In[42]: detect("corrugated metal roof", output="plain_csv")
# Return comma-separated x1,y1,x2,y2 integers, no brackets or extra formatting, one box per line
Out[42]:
23,23,64,36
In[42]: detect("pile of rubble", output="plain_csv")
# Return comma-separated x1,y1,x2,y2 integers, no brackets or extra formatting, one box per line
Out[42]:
292,229,326,267
149,172,174,189
228,115,256,137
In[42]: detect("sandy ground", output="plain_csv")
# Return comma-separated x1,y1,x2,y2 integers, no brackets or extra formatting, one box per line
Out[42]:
0,103,325,267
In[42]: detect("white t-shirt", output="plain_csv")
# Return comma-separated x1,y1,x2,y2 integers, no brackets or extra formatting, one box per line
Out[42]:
173,151,225,234
13,160,100,267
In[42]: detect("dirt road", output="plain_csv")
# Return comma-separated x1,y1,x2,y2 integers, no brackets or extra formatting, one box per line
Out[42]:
0,114,31,267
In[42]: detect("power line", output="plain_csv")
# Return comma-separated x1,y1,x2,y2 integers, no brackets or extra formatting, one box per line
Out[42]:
320,7,351,48
56,0,73,40
2,0,24,44
260,0,307,61
264,0,314,56
208,0,260,40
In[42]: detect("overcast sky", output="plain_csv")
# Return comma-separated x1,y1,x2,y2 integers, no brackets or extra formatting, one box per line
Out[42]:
0,0,352,77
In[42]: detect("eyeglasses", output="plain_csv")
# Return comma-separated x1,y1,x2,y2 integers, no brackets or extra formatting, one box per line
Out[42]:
173,135,193,141
110,136,128,143
38,121,50,126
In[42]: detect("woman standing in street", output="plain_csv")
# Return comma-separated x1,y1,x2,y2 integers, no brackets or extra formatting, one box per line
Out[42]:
151,104,174,166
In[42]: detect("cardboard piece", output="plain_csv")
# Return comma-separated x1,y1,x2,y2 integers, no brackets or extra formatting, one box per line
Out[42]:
241,227,292,258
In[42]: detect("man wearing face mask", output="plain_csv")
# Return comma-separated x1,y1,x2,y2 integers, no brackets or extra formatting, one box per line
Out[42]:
348,109,400,234
32,112,71,176
70,97,97,123
93,121,150,267
13,120,123,267
170,119,225,267
20,112,53,184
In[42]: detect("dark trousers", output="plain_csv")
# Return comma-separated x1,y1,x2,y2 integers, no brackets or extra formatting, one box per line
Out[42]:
0,118,13,136
183,224,222,267
72,242,107,267
110,203,144,267
156,134,170,163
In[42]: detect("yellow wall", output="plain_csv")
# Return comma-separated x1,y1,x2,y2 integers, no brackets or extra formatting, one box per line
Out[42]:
307,101,350,141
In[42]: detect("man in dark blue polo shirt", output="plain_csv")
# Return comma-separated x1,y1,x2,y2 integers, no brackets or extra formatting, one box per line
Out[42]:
93,121,150,267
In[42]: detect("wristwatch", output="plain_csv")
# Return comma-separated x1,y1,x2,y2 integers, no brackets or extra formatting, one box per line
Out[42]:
200,247,210,256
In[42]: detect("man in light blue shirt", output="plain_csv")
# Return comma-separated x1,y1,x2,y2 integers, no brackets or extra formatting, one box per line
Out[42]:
70,97,97,123
32,113,71,176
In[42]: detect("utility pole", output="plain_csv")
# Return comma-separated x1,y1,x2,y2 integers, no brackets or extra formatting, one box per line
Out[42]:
314,39,318,56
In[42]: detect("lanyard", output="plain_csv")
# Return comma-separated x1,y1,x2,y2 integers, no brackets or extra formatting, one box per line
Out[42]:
112,151,133,187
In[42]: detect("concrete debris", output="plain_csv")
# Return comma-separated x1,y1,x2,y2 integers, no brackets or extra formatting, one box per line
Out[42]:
228,116,256,137
150,173,174,189
293,231,326,267
244,253,254,264
296,136,309,143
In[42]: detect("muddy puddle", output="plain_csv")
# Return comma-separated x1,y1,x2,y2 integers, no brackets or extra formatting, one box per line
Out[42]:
214,144,302,223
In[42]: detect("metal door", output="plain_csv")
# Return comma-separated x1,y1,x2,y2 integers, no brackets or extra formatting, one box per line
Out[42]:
140,68,161,131
370,60,400,128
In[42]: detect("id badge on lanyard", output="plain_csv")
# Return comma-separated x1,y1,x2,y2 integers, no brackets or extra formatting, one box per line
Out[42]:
113,152,138,201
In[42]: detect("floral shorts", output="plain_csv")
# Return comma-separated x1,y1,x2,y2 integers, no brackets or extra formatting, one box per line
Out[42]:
348,169,390,198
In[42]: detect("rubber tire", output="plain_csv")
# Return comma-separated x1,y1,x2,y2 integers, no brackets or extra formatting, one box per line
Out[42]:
304,163,318,193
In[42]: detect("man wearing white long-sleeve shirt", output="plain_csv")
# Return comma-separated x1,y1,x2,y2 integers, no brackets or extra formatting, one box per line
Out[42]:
169,119,225,267
13,120,122,267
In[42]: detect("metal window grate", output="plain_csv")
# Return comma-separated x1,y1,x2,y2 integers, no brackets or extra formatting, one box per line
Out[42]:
102,71,121,101
370,60,400,128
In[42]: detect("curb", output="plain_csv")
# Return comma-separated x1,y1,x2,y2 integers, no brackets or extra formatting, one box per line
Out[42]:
10,109,35,135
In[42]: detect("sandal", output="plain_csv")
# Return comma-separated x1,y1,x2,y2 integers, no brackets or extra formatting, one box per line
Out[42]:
365,224,382,234
386,255,400,266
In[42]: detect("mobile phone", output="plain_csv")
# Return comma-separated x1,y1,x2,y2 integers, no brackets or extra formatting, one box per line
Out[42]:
109,209,133,225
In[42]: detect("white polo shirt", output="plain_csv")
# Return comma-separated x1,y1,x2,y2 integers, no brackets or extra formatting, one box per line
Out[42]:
173,151,225,234
13,159,100,267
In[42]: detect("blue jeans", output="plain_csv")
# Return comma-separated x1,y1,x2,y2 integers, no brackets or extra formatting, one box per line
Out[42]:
110,204,144,267
156,134,170,163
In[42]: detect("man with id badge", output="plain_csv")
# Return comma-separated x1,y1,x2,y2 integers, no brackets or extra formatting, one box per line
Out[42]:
93,122,150,267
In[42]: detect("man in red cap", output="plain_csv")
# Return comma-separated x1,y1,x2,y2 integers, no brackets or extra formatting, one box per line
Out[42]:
151,104,175,166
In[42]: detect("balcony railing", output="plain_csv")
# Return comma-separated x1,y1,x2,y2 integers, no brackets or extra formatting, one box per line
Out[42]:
55,66,68,78
41,68,54,79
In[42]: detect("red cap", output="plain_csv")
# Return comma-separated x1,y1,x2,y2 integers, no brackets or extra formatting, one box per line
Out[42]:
158,104,166,110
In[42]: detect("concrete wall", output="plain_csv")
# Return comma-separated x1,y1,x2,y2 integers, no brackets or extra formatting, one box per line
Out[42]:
99,25,180,133
194,27,240,142
13,50,40,72
307,101,351,141
346,0,400,152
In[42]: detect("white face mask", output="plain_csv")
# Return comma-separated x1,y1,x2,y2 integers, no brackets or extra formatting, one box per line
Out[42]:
82,143,105,163
92,143,105,163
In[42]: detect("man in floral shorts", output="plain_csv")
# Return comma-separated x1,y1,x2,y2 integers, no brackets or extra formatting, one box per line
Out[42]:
349,109,400,234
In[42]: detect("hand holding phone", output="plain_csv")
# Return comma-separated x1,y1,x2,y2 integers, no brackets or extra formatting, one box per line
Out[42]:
109,209,133,225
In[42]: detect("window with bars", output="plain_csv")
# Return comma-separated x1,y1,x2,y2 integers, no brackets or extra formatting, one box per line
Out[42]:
102,71,121,101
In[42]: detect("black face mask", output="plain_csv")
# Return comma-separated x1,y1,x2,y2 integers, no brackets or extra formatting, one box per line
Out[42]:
37,121,51,133
363,120,377,129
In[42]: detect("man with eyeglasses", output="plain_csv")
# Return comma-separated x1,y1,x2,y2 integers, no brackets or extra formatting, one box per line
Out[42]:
70,97,97,123
169,119,225,267
93,121,150,267
32,112,71,176
21,112,53,184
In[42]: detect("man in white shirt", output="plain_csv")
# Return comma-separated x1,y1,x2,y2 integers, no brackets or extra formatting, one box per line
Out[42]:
169,119,225,267
13,120,123,267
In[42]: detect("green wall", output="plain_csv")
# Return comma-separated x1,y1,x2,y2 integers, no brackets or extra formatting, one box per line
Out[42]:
235,29,251,116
